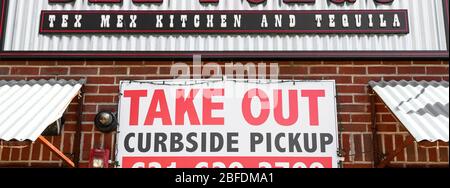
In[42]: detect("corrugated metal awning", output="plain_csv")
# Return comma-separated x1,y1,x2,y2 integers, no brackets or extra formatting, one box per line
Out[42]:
369,80,449,142
0,79,85,142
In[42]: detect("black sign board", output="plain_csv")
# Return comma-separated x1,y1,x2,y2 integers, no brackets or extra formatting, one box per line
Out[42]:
40,10,409,34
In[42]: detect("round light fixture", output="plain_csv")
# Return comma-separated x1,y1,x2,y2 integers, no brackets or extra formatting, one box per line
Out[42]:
94,111,118,133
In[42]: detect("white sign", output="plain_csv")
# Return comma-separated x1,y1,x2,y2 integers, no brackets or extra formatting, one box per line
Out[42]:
117,80,339,168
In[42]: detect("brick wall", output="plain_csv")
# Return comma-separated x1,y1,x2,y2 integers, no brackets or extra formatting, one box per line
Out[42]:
0,60,448,168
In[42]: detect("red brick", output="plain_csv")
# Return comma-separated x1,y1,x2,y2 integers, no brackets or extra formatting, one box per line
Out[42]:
351,114,371,122
146,61,175,65
413,60,443,65
381,114,396,122
398,124,409,132
383,135,394,154
341,134,350,162
50,136,62,161
82,133,93,160
382,76,413,81
412,76,443,81
64,114,77,122
323,60,352,65
353,76,381,84
100,67,128,75
406,142,416,162
28,61,56,66
368,67,396,74
31,142,42,160
428,148,438,162
84,85,98,94
417,145,427,162
20,145,31,161
0,67,9,75
279,66,308,74
1,147,10,161
338,114,351,122
382,61,411,65
310,66,337,74
11,148,20,161
41,137,52,161
339,67,366,74
26,76,56,81
115,76,146,84
87,61,114,65
158,66,172,75
70,67,98,75
84,95,115,103
377,123,397,132
292,75,322,80
113,95,120,103
323,76,352,84
354,95,369,103
63,124,76,132
337,95,353,103
437,141,448,147
292,60,322,65
97,105,118,112
394,135,406,162
81,123,94,132
398,67,426,74
58,76,86,81
62,133,73,154
87,76,115,84
99,86,119,94
363,134,373,162
341,124,367,132
0,76,25,80
354,134,363,161
67,104,97,113
353,61,381,65
439,147,448,162
0,60,27,65
93,133,103,148
40,67,68,75
11,67,39,75
130,67,158,74
338,104,366,113
146,75,173,79
337,85,366,94
57,60,85,65
103,133,114,158
426,67,449,75
375,104,389,113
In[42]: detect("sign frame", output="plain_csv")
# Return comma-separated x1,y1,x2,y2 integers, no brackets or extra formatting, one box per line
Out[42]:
0,0,448,59
115,79,341,168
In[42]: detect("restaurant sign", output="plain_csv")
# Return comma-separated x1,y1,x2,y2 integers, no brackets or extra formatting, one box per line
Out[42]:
40,10,408,34
116,80,339,168
0,0,448,58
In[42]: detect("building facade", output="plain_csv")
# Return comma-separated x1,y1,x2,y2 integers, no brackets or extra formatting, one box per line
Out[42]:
0,0,448,168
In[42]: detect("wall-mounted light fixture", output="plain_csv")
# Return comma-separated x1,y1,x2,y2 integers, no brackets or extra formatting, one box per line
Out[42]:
94,111,118,133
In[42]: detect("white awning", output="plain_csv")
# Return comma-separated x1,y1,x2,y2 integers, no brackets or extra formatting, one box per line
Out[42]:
370,80,449,142
0,79,85,141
